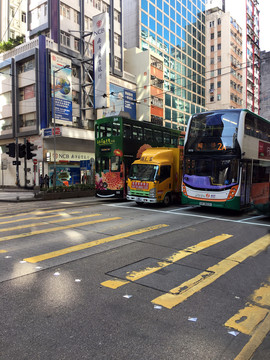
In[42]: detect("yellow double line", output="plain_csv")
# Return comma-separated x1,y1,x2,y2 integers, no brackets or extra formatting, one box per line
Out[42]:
152,234,270,309
24,224,168,263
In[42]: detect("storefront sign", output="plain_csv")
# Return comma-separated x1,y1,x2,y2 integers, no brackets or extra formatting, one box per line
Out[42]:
47,150,94,162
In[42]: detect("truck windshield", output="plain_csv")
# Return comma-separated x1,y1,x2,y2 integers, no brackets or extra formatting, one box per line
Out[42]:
129,164,159,181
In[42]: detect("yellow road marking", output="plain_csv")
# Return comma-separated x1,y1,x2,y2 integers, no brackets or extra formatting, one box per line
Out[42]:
0,214,102,232
0,249,7,253
224,279,270,359
24,224,168,263
0,208,67,220
234,312,270,360
0,217,122,243
226,305,269,335
101,234,232,289
0,211,80,225
152,233,270,309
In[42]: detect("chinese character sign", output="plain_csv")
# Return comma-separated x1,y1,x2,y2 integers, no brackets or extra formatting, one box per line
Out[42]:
51,53,72,123
93,13,110,109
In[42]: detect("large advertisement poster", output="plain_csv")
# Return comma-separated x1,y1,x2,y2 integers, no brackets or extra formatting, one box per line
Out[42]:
101,84,136,119
93,12,110,109
51,53,72,123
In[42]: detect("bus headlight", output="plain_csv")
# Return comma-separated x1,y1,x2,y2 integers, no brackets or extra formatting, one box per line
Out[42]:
149,188,156,198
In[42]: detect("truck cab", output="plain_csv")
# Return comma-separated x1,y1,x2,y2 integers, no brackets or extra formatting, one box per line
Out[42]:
126,147,182,205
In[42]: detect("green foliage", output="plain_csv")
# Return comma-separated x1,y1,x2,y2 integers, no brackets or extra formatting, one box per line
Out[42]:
0,36,25,53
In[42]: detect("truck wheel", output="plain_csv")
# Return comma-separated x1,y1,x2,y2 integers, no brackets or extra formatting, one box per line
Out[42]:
163,194,171,206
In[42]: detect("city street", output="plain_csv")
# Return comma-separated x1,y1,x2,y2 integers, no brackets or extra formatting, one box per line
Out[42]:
0,198,269,359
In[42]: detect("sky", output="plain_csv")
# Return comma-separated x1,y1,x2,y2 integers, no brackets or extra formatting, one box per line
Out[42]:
225,0,270,52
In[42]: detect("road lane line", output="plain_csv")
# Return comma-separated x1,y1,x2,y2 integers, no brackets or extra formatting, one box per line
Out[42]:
106,204,270,227
152,233,270,309
0,211,80,225
24,224,168,263
0,214,102,232
0,217,122,242
101,234,233,289
0,208,67,220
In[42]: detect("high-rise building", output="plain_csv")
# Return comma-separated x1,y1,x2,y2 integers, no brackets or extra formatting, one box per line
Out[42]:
123,0,207,131
260,51,270,120
0,0,27,42
223,0,260,114
205,7,243,109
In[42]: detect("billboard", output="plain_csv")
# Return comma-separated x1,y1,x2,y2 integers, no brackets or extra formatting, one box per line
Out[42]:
101,84,136,119
93,13,110,109
51,53,72,123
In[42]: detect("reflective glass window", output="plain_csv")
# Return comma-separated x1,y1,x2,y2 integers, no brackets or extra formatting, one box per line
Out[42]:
164,14,169,28
170,20,175,32
141,0,148,11
164,2,169,13
157,0,162,9
176,13,181,26
164,28,169,41
170,33,175,45
157,9,162,22
149,17,155,31
170,0,175,7
170,7,175,20
157,23,162,36
141,12,148,26
141,26,148,40
149,3,155,16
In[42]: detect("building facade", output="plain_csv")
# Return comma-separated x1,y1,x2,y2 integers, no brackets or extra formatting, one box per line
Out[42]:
123,0,207,131
0,0,27,42
0,0,139,187
205,8,243,109
260,51,270,120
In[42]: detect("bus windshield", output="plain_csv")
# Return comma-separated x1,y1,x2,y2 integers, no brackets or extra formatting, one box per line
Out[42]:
184,158,239,188
129,164,159,182
186,111,240,153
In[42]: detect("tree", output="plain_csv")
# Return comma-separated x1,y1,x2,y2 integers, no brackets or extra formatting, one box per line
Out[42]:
0,36,25,53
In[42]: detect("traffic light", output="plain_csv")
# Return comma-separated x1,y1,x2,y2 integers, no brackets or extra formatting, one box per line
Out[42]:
26,141,36,160
18,144,26,158
6,143,16,158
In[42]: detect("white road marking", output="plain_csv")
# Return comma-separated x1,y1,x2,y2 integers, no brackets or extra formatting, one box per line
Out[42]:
105,203,270,227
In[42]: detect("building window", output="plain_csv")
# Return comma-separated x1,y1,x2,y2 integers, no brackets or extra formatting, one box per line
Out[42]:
18,58,35,73
218,31,221,37
209,21,214,27
74,10,80,24
60,31,71,47
217,69,221,75
210,96,214,102
217,81,221,88
114,56,121,70
211,33,214,39
217,18,221,25
210,58,214,64
19,85,36,101
114,10,121,22
218,56,221,62
21,12,26,23
114,33,121,46
217,43,221,50
217,94,221,101
211,45,214,52
74,38,80,51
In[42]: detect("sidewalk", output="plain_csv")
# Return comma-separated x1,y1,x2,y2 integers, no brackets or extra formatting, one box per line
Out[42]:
0,188,39,202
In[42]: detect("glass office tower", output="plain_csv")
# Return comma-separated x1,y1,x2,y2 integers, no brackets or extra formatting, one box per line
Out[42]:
124,0,206,130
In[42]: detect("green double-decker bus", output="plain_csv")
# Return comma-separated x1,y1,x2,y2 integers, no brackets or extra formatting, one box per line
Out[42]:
95,116,184,199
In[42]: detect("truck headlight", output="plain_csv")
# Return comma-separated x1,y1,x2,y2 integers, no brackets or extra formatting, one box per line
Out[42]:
149,188,156,198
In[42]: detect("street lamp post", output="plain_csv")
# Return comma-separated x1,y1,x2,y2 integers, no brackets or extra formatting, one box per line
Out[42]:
52,65,69,189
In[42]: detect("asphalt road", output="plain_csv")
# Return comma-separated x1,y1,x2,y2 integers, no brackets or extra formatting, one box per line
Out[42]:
0,199,269,360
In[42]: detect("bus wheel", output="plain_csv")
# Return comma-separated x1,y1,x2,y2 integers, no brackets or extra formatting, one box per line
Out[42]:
163,194,171,206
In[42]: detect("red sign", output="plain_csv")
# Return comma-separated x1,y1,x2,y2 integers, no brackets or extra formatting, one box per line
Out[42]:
33,159,37,164
258,141,270,160
131,181,149,190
